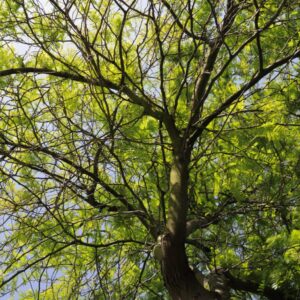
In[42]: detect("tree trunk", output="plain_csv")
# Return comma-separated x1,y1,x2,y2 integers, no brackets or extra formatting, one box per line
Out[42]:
161,152,219,300
160,233,219,300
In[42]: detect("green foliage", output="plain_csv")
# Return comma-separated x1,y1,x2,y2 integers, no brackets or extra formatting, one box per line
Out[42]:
0,0,299,299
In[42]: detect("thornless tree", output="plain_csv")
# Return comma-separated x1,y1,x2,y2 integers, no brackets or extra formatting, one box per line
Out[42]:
0,0,300,299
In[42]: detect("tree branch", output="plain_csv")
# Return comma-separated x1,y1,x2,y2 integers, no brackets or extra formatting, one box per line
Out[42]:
0,67,164,120
160,0,209,43
224,271,295,300
189,48,300,145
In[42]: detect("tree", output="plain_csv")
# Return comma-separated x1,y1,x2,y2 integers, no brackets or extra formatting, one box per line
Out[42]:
0,0,299,298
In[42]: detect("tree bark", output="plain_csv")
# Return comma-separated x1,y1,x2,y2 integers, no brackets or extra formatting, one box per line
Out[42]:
161,151,219,300
160,233,219,300
167,153,189,241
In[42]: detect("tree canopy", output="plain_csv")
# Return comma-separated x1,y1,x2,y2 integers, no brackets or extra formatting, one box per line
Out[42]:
0,0,299,299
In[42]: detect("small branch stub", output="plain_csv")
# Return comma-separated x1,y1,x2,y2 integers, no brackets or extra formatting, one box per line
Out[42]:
152,235,164,261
